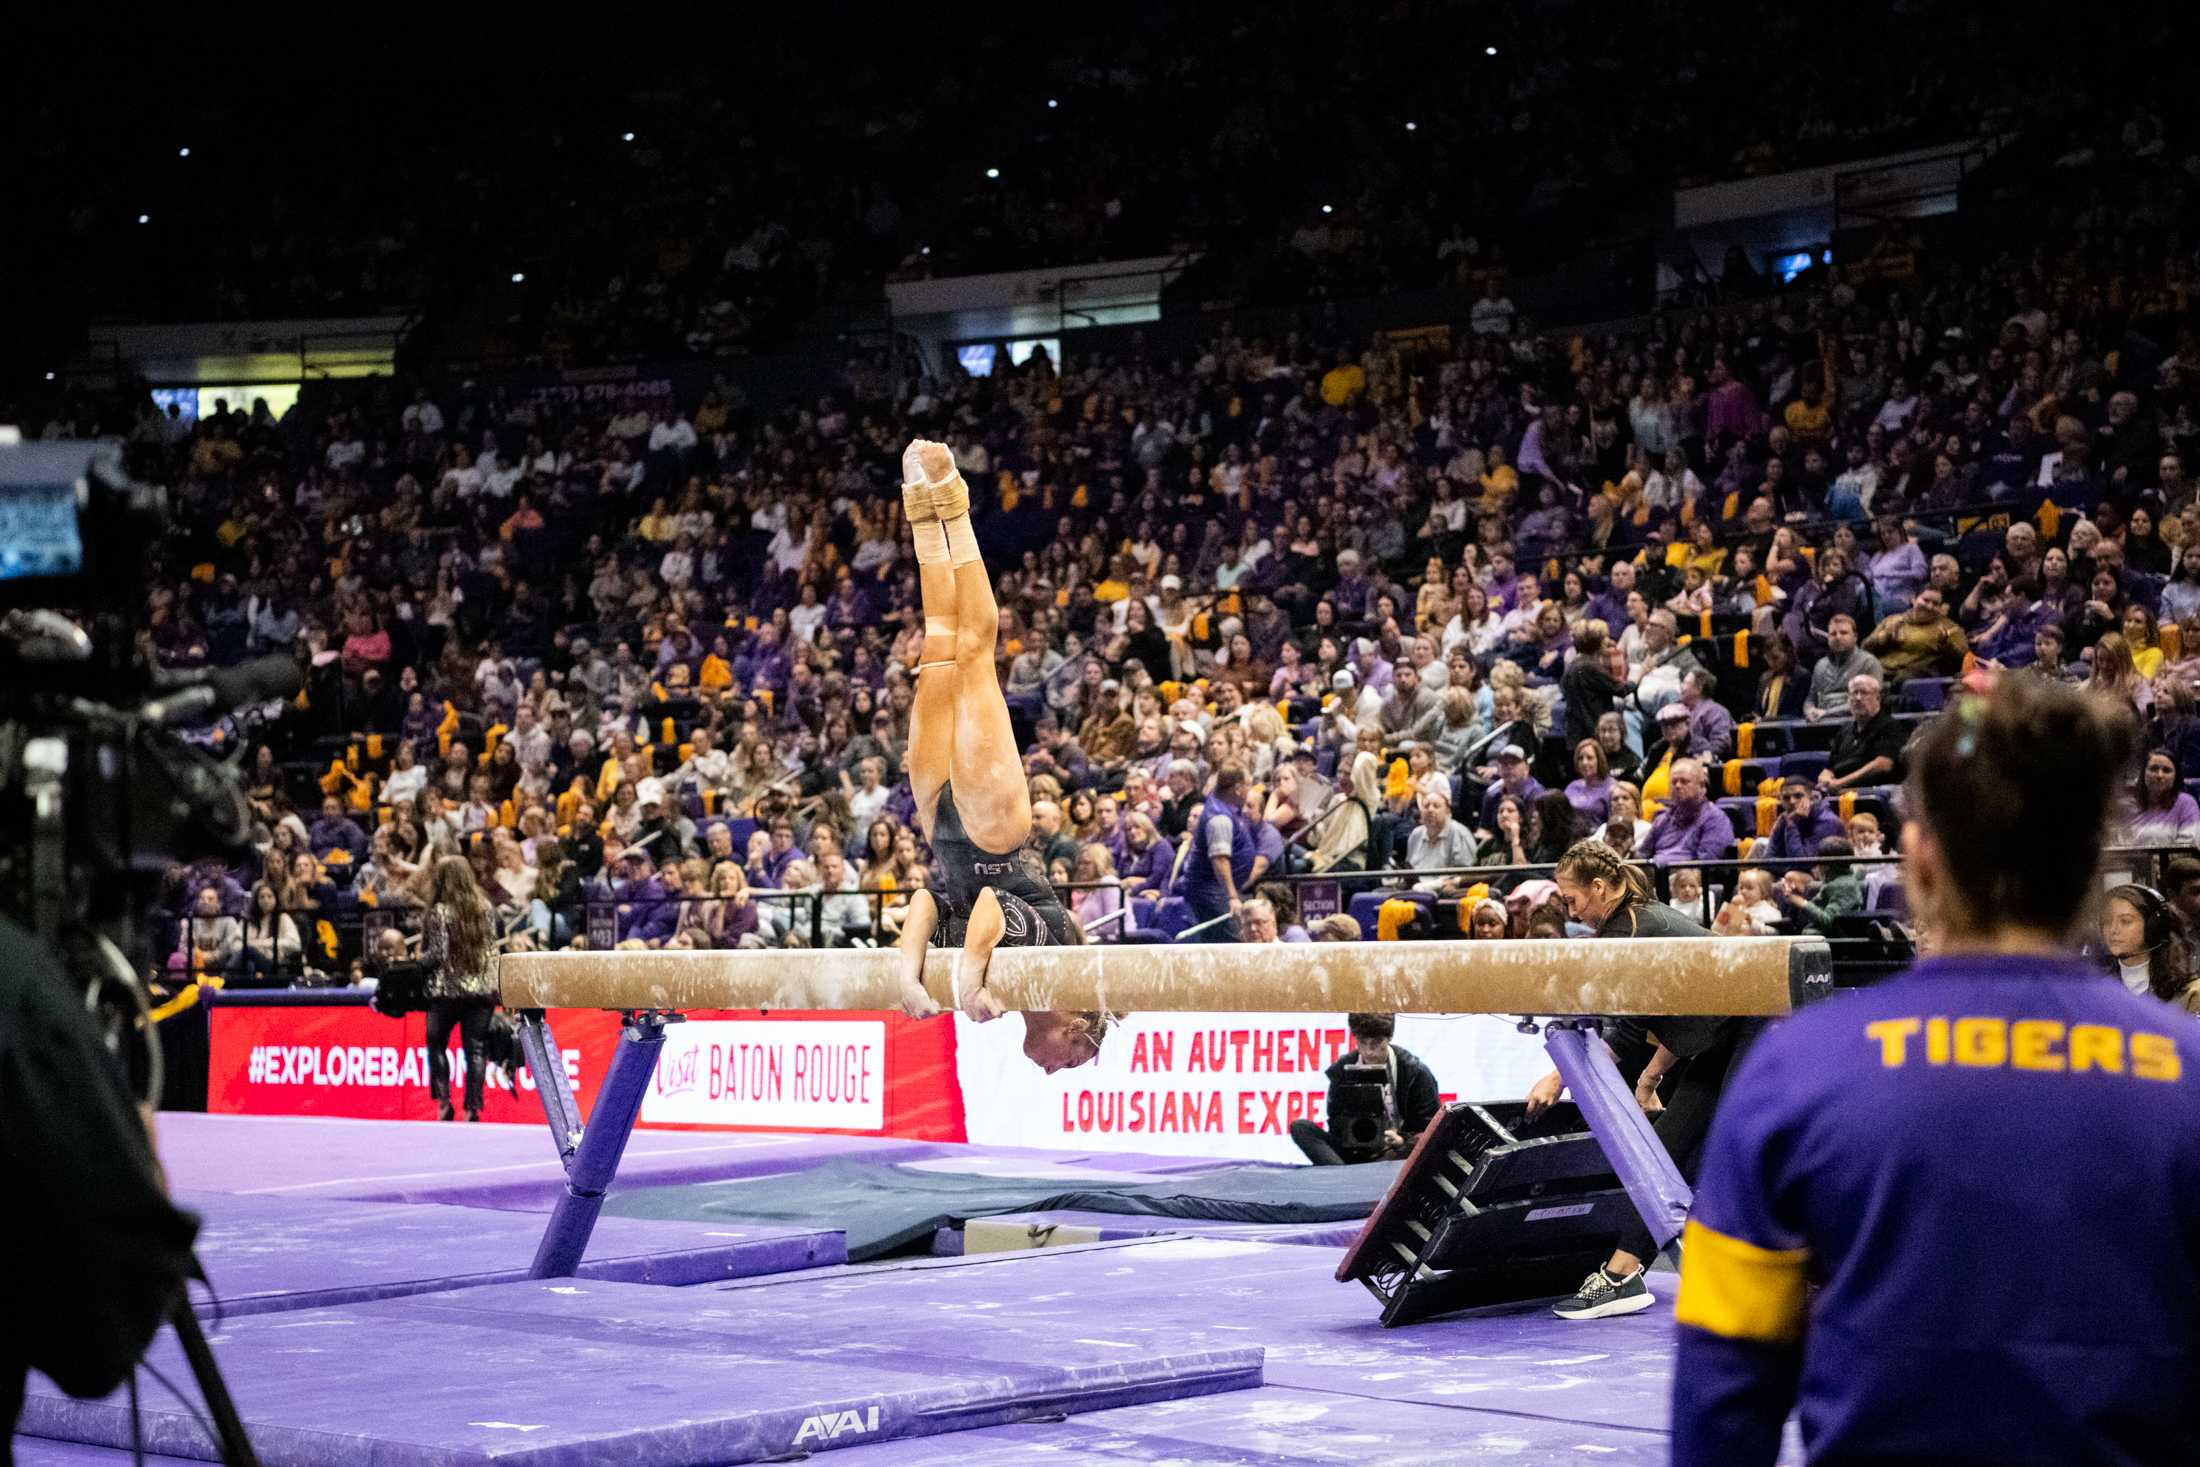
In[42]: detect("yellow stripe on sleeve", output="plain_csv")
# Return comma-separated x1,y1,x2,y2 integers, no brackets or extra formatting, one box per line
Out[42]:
1673,1219,1810,1345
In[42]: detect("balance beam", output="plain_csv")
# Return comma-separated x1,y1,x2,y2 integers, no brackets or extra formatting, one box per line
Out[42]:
503,935,1830,1283
498,935,1825,1017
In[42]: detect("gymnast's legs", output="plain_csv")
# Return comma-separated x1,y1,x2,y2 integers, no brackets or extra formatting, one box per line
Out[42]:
893,439,1032,1020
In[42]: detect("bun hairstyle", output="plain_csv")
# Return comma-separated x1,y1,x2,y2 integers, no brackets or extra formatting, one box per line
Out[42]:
1065,1010,1113,1051
1553,838,1653,907
1905,677,2134,939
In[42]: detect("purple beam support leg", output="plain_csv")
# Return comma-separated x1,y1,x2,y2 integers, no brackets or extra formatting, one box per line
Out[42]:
1542,1019,1691,1254
528,1014,669,1279
518,1013,583,1168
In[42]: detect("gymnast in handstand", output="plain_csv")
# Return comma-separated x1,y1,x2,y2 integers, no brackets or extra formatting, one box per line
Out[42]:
892,439,1107,1073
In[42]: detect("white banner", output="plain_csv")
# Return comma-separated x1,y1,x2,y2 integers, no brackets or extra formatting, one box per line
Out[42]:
954,1011,1553,1164
641,1020,887,1130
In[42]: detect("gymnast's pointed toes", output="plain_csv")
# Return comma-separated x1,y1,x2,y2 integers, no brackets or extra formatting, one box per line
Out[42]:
903,439,955,487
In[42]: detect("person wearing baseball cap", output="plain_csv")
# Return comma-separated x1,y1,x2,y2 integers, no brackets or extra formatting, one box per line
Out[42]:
1478,741,1546,830
1644,703,1695,786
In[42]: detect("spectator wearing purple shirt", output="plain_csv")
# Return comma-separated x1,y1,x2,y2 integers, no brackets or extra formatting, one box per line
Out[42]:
1485,551,1525,615
1480,744,1547,830
1118,812,1177,903
308,795,370,861
1865,517,1929,614
1642,759,1734,866
1517,411,1556,485
1703,361,1763,446
1585,560,1638,637
1679,669,1734,762
756,818,801,887
733,626,792,703
1765,777,1845,861
1563,738,1616,825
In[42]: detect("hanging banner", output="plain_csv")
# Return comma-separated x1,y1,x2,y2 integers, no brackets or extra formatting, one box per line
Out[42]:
952,1011,1552,1164
640,1019,887,1132
206,1003,964,1139
205,1005,616,1124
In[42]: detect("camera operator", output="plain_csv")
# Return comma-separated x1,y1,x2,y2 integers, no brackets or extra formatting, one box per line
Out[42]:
2,915,199,1449
1290,1013,1440,1165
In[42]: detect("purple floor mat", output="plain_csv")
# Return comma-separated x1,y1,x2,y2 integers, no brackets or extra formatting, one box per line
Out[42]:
156,1113,1242,1211
12,1389,1677,1467
949,1211,1363,1254
821,1386,1693,1464
11,1443,204,1466
706,1237,1680,1436
176,1190,842,1316
19,1274,1261,1466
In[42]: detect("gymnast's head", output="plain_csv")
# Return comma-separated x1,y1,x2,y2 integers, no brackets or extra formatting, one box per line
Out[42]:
1902,676,2132,948
1551,839,1652,929
1023,1010,1111,1074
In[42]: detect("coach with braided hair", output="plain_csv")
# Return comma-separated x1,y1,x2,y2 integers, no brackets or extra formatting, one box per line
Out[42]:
1524,838,1756,1322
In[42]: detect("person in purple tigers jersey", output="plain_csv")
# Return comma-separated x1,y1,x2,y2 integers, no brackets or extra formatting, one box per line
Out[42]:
1672,674,2200,1466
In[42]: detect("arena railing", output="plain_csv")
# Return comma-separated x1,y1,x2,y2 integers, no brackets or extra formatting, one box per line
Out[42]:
163,843,2195,989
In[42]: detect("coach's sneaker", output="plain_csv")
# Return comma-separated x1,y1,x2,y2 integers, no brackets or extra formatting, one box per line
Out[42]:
1552,1266,1655,1320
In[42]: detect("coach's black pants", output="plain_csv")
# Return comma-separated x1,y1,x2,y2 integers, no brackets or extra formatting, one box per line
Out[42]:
425,997,492,1115
1613,1028,1747,1265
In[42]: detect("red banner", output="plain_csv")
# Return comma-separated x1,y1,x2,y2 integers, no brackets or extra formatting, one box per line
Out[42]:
205,1004,963,1139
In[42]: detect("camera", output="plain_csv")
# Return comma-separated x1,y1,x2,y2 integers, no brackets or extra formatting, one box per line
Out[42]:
0,438,170,614
1329,1064,1393,1156
0,436,300,1097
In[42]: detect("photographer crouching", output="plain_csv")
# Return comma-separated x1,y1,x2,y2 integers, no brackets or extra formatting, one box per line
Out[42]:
1290,1013,1441,1165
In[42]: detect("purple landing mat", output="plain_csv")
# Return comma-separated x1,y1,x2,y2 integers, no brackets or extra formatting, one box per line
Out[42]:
18,1276,1262,1467
945,1210,1363,1254
174,1190,842,1316
820,1386,1722,1465
704,1237,1683,1438
157,1113,1238,1210
11,1443,205,1466
14,1390,1699,1467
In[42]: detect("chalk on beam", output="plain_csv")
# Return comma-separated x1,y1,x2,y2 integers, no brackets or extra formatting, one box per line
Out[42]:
498,936,1822,1018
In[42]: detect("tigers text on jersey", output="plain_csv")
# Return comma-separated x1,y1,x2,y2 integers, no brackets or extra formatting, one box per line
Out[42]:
1671,954,2200,1466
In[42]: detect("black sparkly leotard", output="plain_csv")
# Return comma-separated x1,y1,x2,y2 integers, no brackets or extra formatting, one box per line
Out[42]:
925,780,1073,948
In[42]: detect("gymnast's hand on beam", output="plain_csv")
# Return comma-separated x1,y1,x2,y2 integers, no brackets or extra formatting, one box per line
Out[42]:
960,982,1006,1023
897,975,941,1021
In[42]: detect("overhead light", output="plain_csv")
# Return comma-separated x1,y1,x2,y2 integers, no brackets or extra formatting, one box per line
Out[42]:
45,372,56,382
920,246,931,255
1047,98,1058,109
1321,204,1334,215
511,272,526,284
178,146,191,158
1485,45,1498,55
986,167,1000,179
137,213,150,224
622,131,636,142
1404,121,1418,132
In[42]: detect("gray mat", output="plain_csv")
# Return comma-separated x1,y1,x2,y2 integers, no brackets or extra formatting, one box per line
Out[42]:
604,1155,1398,1260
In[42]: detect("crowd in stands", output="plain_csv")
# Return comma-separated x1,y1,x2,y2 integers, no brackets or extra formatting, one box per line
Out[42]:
28,3,2185,371
11,19,2192,1017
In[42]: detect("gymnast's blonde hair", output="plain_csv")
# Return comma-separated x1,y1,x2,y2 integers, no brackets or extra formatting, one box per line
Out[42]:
1552,838,1653,908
